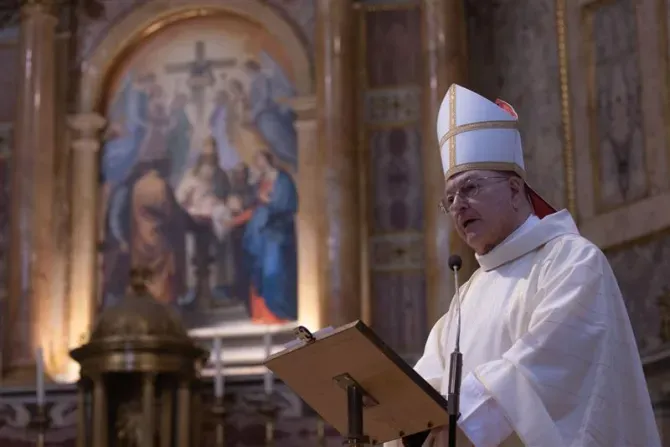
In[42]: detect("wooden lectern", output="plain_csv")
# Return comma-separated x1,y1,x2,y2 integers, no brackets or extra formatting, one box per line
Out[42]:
264,321,450,446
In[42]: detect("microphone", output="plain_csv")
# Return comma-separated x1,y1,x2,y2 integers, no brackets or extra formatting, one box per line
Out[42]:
447,254,463,447
401,256,464,447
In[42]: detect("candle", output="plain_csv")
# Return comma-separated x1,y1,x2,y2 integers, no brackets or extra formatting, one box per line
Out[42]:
36,347,45,407
263,328,273,395
213,337,224,398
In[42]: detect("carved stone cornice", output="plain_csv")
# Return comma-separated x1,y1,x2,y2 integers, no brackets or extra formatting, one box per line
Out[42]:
18,0,61,21
67,113,106,139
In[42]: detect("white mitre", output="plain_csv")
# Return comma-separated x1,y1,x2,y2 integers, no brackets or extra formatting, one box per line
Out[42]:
436,84,556,218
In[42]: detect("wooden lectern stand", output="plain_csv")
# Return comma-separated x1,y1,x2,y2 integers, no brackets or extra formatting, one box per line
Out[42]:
264,321,450,445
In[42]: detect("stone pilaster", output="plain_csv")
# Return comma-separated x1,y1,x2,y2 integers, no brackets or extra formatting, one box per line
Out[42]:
5,0,58,381
421,0,475,325
315,0,361,327
64,113,106,381
287,96,323,329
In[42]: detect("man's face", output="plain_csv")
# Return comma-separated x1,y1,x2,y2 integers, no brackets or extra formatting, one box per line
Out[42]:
255,154,269,172
443,170,520,254
199,163,215,181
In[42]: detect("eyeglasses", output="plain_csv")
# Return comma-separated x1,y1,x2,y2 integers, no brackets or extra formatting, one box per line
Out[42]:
439,176,509,214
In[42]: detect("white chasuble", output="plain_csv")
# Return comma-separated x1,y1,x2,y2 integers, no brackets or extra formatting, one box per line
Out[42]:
385,211,660,447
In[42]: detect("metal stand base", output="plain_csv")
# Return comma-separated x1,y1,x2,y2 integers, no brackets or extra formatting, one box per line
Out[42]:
345,384,369,447
333,373,378,447
32,405,50,447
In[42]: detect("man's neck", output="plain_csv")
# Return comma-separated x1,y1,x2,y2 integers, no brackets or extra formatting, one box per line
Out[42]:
480,211,534,254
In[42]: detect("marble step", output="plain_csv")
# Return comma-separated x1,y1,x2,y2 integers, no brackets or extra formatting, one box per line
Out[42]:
188,320,307,376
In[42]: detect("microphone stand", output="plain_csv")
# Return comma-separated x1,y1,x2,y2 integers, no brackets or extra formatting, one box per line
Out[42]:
447,255,464,447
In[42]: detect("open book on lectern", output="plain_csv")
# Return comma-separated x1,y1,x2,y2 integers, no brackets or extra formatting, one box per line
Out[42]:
263,320,450,445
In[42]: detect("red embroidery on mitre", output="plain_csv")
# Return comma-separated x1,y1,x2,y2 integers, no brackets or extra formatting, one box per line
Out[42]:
495,99,518,119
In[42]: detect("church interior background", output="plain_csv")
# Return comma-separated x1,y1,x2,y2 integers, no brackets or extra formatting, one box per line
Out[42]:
1,0,670,445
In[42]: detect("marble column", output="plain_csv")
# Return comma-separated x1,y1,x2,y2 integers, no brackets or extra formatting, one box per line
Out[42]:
177,379,191,447
142,373,156,447
92,376,108,447
421,0,474,325
315,0,361,327
65,113,105,381
287,96,324,330
5,0,58,380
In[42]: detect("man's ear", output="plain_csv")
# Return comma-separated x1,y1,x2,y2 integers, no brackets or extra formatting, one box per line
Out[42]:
508,176,526,205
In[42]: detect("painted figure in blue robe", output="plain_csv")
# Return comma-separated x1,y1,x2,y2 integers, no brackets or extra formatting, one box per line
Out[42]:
101,72,155,185
237,151,298,323
244,54,298,170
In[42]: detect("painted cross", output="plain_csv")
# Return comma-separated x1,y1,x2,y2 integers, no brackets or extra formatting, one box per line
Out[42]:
164,40,237,121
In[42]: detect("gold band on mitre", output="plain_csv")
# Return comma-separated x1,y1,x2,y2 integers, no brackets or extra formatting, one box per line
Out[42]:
438,120,519,150
444,161,526,182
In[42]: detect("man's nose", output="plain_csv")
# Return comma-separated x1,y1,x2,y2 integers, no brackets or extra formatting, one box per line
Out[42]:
451,193,468,211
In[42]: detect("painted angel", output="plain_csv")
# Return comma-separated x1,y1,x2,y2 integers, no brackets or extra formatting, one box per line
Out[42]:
242,51,298,169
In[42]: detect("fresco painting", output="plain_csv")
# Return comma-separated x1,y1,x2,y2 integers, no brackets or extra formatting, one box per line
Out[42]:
100,15,299,329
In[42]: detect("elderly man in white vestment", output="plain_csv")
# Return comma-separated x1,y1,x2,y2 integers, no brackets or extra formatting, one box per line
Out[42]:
386,85,660,447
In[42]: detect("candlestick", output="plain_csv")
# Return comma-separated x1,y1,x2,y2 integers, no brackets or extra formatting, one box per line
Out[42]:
258,398,278,446
211,395,227,447
36,347,45,407
32,403,50,447
316,417,325,445
213,337,224,398
263,329,273,395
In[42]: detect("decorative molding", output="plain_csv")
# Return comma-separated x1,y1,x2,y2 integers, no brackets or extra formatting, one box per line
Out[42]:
356,5,371,326
283,95,317,122
79,0,313,113
581,190,670,250
369,232,424,271
556,0,577,217
364,86,422,125
67,113,106,135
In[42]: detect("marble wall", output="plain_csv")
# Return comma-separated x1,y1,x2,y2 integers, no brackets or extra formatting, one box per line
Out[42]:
465,0,567,211
561,0,670,365
607,231,670,355
466,0,670,356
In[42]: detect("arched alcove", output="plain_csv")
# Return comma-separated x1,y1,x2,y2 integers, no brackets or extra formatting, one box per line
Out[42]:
79,0,313,112
62,1,317,384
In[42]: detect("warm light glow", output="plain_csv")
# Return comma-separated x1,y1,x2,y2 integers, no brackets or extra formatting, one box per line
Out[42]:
294,116,322,332
61,239,97,383
63,261,95,383
37,250,73,383
296,193,322,332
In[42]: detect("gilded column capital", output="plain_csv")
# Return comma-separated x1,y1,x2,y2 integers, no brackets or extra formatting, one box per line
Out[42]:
20,0,55,7
68,113,106,139
282,96,317,123
19,0,57,17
